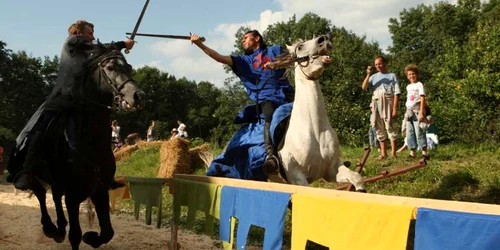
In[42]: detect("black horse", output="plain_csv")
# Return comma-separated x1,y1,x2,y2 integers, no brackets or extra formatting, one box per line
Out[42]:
10,44,145,249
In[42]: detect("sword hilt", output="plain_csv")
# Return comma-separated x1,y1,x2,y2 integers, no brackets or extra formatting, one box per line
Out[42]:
124,36,137,54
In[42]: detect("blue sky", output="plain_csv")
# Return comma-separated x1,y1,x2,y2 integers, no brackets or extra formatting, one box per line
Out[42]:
1,0,459,87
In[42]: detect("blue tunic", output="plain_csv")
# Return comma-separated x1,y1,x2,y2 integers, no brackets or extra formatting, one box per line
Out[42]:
206,46,294,181
231,45,293,106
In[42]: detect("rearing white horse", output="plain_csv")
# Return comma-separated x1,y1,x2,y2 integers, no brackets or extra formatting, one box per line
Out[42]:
274,35,366,191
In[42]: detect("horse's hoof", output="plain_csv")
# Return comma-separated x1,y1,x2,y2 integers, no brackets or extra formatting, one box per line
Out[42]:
53,235,65,243
43,224,58,238
356,189,367,193
83,231,102,248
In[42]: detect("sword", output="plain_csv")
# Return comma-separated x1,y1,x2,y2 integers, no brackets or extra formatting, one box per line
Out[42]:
126,32,206,42
125,0,150,54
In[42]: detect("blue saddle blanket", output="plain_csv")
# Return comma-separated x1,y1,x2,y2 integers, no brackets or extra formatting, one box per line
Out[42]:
206,103,293,180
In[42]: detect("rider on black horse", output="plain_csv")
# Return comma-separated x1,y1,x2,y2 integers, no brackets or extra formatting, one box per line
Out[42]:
10,20,134,191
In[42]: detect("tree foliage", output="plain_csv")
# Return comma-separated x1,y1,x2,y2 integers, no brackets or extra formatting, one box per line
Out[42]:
0,41,58,149
389,0,499,143
2,1,500,149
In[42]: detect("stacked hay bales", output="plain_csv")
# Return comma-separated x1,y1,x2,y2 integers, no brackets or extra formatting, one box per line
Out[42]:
114,140,163,162
114,137,213,178
158,140,213,178
158,138,192,178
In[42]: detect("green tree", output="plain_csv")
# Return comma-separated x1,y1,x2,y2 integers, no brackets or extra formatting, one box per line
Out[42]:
0,44,58,147
187,81,221,139
210,77,250,147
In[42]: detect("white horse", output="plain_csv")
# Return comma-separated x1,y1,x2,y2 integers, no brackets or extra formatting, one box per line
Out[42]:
272,35,366,191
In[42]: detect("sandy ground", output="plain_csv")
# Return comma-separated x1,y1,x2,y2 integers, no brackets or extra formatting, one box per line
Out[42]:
0,183,223,250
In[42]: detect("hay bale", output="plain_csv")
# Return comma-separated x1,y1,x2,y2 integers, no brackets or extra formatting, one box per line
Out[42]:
113,144,139,162
158,138,192,178
114,140,163,162
188,143,213,169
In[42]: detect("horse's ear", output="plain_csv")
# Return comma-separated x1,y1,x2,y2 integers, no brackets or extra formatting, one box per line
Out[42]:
286,44,294,54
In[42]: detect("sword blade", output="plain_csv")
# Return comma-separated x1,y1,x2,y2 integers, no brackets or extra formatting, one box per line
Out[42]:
129,0,150,40
126,32,206,42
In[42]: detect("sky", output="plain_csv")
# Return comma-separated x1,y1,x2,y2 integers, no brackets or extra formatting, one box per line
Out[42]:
1,0,459,88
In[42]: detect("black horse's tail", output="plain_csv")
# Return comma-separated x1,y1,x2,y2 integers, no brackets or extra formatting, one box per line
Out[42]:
6,147,26,183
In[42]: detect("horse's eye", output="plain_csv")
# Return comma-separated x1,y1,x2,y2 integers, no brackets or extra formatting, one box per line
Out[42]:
297,44,303,50
106,65,115,71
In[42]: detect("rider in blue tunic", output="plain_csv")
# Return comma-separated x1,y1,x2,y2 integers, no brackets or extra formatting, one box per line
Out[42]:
191,30,294,178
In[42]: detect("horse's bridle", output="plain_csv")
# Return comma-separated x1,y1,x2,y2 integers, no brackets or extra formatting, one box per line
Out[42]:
292,42,323,81
86,53,135,110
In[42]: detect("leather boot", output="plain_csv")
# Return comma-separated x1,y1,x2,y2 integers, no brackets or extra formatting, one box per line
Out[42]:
262,122,279,174
14,131,43,190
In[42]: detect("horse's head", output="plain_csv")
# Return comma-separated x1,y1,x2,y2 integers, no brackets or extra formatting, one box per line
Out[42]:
287,35,333,80
84,45,145,111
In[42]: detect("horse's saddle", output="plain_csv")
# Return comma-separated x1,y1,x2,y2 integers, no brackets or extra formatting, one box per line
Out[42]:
270,102,293,152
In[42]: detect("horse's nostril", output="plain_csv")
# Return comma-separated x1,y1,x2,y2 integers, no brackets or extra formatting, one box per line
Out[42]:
134,91,145,101
134,91,146,109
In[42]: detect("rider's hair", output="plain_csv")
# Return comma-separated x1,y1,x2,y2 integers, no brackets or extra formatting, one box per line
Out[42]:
68,20,94,35
244,30,267,50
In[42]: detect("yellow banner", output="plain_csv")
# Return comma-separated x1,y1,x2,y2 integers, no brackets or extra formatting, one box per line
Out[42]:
292,193,416,250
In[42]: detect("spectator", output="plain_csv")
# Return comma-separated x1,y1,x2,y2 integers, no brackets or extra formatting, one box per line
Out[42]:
368,103,380,152
176,120,188,138
362,56,401,160
403,64,430,160
398,106,435,154
147,120,157,142
170,128,179,140
111,120,120,142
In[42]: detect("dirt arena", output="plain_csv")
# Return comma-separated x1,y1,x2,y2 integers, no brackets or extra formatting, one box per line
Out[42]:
0,184,222,250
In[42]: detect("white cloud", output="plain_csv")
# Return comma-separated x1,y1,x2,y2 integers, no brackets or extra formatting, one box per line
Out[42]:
148,9,293,87
147,0,465,88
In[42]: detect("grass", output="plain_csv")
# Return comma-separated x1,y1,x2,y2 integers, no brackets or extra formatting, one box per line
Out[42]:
114,143,500,249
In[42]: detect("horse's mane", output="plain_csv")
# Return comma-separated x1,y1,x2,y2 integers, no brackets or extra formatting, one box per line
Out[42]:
85,43,123,67
47,42,123,103
272,39,305,78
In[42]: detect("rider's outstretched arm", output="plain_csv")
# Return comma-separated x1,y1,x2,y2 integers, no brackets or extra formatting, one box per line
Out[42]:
190,34,233,66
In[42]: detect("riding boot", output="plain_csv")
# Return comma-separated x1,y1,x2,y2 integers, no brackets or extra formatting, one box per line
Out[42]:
14,131,44,190
262,122,279,174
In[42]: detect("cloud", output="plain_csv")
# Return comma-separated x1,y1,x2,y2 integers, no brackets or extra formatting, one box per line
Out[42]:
148,9,293,87
147,0,463,88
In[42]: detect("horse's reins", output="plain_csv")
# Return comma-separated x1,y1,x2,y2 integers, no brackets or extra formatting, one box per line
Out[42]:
292,42,323,81
71,53,133,172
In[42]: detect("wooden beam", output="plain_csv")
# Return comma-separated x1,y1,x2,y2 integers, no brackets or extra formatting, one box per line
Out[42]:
174,174,500,216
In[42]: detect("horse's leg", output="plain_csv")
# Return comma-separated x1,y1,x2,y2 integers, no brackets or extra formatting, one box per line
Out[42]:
281,153,309,186
65,195,83,250
333,165,366,191
52,186,68,242
83,186,114,248
31,180,60,241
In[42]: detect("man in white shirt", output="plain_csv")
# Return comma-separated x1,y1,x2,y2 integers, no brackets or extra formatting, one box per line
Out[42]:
176,120,187,138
